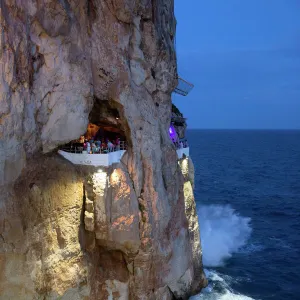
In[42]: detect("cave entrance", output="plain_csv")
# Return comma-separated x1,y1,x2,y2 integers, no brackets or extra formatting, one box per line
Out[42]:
170,103,190,159
64,122,126,154
58,100,127,167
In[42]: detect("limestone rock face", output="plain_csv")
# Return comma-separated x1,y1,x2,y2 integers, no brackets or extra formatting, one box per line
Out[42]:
179,157,195,189
0,157,89,300
0,0,206,299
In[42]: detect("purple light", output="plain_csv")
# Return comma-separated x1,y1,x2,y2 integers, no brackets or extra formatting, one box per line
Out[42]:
169,125,177,141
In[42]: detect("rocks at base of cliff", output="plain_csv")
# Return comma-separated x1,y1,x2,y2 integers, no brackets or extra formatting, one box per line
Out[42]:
180,157,208,293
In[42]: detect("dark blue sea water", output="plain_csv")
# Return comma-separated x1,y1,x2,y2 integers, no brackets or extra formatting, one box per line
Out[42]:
188,130,300,300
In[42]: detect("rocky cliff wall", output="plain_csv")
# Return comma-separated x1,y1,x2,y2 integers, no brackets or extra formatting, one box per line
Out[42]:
0,0,206,299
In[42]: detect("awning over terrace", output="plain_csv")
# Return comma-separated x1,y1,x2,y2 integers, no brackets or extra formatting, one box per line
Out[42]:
173,76,194,96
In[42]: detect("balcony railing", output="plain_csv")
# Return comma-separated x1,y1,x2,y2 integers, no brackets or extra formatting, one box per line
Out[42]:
59,141,127,154
58,141,127,167
173,77,194,96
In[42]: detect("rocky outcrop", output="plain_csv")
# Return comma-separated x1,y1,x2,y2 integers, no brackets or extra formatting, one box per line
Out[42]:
0,0,206,299
179,157,204,292
171,104,187,140
0,156,88,299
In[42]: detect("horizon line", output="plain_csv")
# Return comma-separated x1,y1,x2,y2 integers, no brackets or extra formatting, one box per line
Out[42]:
186,128,300,131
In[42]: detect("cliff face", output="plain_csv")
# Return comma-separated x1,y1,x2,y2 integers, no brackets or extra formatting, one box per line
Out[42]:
0,1,206,299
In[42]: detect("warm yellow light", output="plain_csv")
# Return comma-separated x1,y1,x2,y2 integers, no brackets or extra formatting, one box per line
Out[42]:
96,168,104,174
111,169,120,184
180,157,189,175
182,158,188,168
93,168,107,182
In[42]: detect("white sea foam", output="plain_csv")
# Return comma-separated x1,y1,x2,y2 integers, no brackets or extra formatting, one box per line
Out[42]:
191,292,255,300
196,292,254,300
190,205,255,299
190,269,255,300
198,205,252,267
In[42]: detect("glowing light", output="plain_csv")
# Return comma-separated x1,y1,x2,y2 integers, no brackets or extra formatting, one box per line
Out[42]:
111,169,120,184
96,168,104,174
180,157,189,175
93,168,107,183
182,158,188,169
169,124,177,141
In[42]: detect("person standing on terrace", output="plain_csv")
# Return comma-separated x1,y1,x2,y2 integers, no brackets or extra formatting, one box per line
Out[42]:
116,138,120,151
107,140,114,152
86,142,91,154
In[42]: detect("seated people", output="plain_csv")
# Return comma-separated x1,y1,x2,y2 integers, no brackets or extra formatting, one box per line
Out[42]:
78,133,125,154
101,139,106,152
95,139,101,147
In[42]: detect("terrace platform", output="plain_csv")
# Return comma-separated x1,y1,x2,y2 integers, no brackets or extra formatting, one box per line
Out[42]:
176,147,189,159
58,149,126,167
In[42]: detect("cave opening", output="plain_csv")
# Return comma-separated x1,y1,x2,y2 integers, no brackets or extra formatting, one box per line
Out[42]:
63,122,126,154
169,103,188,150
58,99,128,167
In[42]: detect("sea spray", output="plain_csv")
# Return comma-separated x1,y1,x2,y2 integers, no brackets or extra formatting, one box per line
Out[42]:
197,205,252,266
191,269,255,300
190,205,254,299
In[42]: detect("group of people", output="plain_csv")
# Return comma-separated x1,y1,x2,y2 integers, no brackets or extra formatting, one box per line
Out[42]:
77,136,123,154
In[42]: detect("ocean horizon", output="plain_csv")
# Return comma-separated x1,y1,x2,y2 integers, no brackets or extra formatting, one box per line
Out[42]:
188,129,300,300
187,128,300,131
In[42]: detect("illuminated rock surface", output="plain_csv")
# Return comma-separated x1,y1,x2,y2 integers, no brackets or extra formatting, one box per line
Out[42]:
0,0,206,299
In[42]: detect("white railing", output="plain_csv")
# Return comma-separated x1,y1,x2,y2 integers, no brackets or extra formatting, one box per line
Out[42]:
58,149,126,167
173,140,188,150
58,141,127,167
173,141,189,159
59,141,126,154
176,147,189,159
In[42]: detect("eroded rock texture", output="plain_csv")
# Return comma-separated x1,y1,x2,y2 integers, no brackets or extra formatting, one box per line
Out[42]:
0,0,206,299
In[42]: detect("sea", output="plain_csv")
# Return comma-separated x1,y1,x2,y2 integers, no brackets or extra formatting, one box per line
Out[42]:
187,130,300,300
